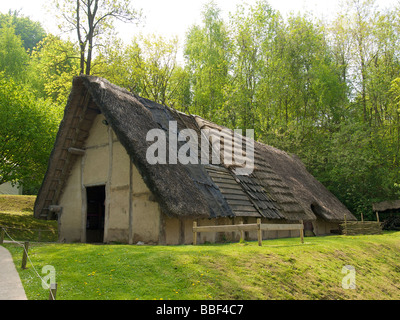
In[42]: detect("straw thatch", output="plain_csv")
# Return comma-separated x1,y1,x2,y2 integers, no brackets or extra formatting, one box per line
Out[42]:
34,75,356,223
372,200,400,213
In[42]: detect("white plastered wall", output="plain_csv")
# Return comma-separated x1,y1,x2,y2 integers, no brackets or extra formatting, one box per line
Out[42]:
59,114,162,244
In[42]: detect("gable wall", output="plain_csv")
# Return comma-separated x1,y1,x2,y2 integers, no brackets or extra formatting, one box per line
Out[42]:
58,114,161,243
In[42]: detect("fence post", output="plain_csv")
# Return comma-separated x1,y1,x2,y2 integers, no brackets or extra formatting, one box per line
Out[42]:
21,242,29,269
193,221,197,245
49,283,57,300
0,228,4,244
344,214,347,235
257,219,262,246
300,220,304,244
239,221,244,242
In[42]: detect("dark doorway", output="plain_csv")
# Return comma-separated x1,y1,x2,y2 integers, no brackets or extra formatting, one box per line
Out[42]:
86,186,106,243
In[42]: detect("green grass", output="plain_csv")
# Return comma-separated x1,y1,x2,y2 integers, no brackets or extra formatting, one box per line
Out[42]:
3,233,400,300
1,195,400,300
0,195,58,242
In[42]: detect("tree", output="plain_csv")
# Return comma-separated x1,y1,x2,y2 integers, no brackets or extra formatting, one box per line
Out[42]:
93,34,190,108
0,10,46,52
126,35,181,105
0,73,62,193
29,34,80,106
228,0,279,133
53,0,142,75
0,22,29,82
185,1,231,123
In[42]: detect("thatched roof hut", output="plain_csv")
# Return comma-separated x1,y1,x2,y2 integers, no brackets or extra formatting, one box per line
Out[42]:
372,200,400,213
34,76,356,244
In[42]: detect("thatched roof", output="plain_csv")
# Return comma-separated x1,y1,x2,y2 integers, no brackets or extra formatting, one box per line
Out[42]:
34,75,356,223
372,200,400,213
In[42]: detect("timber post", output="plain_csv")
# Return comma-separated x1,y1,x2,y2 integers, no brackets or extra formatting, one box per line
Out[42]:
193,221,197,245
49,283,57,300
0,228,4,244
257,219,262,246
300,220,304,244
21,242,29,269
239,221,244,242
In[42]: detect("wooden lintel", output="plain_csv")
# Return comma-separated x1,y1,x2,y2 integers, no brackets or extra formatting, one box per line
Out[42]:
48,205,62,213
68,147,86,156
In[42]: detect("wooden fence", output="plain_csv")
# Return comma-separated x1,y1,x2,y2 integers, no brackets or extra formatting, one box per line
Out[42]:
340,214,383,235
193,219,304,246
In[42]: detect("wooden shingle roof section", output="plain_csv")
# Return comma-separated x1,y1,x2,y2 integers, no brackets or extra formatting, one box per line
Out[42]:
205,165,260,218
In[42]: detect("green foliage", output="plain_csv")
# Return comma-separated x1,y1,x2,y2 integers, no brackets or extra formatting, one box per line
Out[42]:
93,34,191,109
182,0,400,219
53,0,142,75
0,74,62,192
184,1,231,122
0,0,399,214
0,10,46,52
28,35,80,106
0,22,29,82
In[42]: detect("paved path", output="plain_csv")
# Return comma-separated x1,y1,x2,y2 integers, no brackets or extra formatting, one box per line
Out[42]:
0,245,27,300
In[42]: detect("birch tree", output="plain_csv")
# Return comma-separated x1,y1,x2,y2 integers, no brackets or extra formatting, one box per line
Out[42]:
53,0,142,75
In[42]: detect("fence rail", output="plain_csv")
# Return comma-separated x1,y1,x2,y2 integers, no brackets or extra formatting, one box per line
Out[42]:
193,219,304,246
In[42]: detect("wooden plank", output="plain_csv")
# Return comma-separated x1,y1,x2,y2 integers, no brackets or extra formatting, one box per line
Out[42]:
194,224,258,233
217,187,247,195
205,165,230,173
206,169,231,176
228,205,258,212
68,147,86,156
222,194,251,201
261,224,304,231
226,199,255,206
232,211,262,217
210,176,238,184
213,182,243,190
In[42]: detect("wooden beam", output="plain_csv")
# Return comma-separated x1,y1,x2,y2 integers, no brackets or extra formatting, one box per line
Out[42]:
48,205,62,213
300,220,304,244
68,147,86,156
21,242,29,269
193,223,258,233
260,223,304,231
257,218,262,246
193,221,197,245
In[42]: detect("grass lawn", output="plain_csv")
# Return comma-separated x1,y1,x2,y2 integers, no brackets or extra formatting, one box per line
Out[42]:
1,195,399,300
0,195,57,242
2,232,400,300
